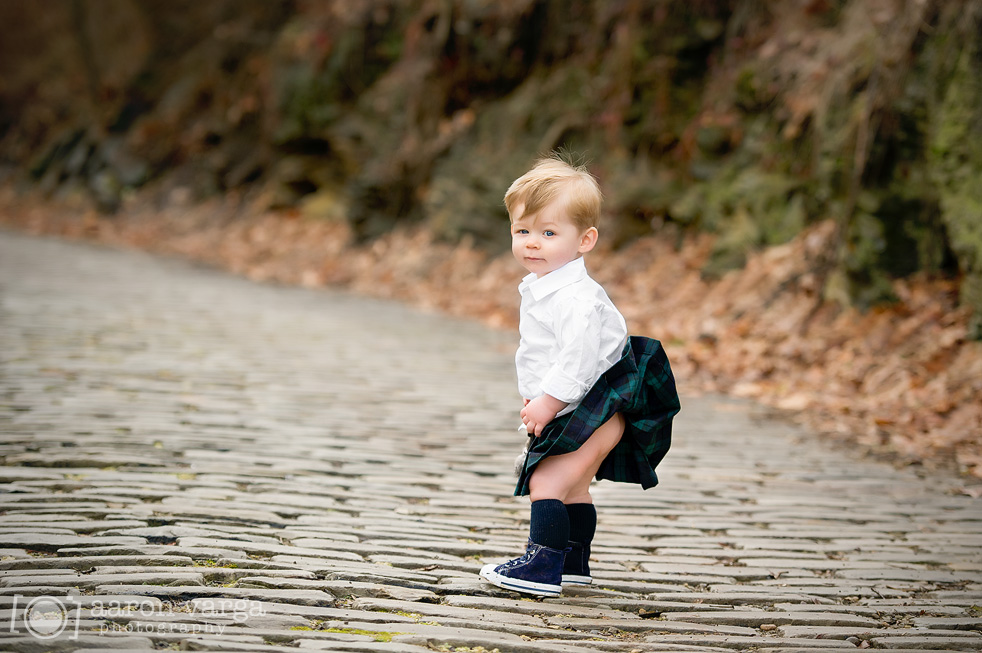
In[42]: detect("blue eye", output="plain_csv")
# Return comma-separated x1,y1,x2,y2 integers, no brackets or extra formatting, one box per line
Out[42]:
544,230,555,237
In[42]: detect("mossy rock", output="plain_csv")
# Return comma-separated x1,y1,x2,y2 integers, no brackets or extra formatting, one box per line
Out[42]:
423,64,601,250
929,41,982,337
670,165,807,277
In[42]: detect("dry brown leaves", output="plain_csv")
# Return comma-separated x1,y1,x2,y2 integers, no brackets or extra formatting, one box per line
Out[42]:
2,187,979,481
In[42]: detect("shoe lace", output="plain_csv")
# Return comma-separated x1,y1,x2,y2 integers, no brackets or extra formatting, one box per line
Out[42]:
499,547,536,569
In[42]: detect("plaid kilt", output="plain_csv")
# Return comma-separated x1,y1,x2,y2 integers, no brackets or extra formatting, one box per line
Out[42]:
515,336,680,497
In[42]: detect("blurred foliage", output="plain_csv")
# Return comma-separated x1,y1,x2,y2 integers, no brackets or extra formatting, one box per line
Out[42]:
0,0,980,331
928,20,982,338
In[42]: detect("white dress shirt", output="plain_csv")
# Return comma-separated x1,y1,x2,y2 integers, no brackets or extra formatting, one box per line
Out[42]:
516,257,628,416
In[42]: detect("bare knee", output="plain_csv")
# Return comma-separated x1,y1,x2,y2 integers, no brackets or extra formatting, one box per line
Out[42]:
564,486,593,505
528,414,625,503
529,461,575,502
530,466,593,504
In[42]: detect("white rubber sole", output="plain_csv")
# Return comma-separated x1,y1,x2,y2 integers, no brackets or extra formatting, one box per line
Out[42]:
479,563,561,597
561,574,592,585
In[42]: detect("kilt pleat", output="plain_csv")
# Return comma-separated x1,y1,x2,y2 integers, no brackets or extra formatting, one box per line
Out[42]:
515,336,680,496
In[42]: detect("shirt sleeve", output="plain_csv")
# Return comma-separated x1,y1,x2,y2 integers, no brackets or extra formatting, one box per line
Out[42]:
538,297,603,405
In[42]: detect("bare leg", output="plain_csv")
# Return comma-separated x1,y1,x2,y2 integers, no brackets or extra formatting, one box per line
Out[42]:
528,413,625,504
479,415,624,596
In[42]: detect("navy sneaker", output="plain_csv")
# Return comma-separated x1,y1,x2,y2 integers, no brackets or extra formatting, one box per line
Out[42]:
562,540,592,585
479,541,566,597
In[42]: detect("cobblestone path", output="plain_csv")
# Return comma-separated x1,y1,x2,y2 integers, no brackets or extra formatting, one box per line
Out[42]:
1,229,980,653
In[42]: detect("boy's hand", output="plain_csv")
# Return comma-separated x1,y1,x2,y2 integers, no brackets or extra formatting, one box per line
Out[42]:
521,394,568,437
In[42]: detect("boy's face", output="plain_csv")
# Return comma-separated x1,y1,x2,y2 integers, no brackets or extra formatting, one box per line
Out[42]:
510,199,597,277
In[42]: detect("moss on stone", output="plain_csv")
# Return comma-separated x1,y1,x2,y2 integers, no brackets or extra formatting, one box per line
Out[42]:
671,165,807,278
929,41,982,337
324,627,396,642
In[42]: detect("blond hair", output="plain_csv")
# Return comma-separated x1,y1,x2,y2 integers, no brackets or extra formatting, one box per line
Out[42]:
504,153,602,231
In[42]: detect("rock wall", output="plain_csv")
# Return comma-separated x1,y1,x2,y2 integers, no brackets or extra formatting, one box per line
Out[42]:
1,0,980,331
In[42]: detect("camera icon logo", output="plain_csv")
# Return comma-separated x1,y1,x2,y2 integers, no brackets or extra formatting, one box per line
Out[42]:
24,597,69,640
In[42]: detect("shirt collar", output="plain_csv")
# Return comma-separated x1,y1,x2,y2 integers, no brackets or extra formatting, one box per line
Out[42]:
518,257,588,301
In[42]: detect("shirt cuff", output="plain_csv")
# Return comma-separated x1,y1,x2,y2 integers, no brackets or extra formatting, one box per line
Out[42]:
539,364,590,405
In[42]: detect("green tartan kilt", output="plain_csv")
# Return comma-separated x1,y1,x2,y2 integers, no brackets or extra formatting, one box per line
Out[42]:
515,336,680,497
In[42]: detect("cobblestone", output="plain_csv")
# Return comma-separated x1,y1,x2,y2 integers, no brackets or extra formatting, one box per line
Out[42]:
1,229,980,652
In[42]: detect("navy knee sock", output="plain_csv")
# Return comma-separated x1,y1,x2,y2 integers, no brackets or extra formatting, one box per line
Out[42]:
529,499,569,550
565,503,597,544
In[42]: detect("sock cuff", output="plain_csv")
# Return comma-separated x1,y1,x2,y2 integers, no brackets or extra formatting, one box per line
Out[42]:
565,502,597,544
529,499,570,550
565,502,597,517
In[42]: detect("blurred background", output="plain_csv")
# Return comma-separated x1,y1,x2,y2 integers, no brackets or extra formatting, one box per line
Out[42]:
0,0,979,476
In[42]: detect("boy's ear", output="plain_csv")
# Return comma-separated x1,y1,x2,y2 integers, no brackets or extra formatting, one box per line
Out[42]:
578,227,599,253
